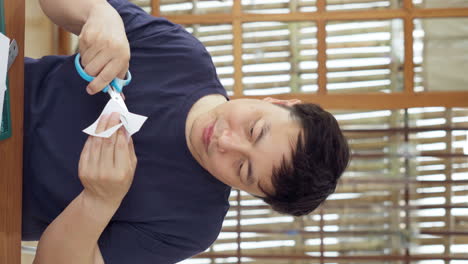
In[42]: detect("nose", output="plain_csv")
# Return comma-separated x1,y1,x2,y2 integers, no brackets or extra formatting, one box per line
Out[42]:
217,129,249,154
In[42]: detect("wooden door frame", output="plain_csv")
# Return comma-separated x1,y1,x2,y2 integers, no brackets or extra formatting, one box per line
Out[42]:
0,0,25,263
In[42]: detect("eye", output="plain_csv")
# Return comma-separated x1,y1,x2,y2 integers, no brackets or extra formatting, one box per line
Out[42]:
249,120,258,139
238,161,244,176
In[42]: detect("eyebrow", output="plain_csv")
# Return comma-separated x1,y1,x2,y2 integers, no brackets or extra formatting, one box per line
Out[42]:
246,122,271,186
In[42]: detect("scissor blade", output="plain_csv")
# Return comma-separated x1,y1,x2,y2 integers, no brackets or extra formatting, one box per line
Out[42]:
107,87,130,127
107,87,128,112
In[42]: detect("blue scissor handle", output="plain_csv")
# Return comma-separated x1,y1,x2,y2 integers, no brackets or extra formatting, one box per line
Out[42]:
74,53,131,93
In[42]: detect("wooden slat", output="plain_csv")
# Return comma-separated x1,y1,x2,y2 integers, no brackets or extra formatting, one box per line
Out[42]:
444,110,454,264
57,27,71,55
288,1,300,94
232,0,242,96
151,0,160,17
413,8,468,18
403,15,414,93
166,13,233,24
165,8,468,24
231,92,468,110
316,0,327,95
0,0,25,263
403,0,412,10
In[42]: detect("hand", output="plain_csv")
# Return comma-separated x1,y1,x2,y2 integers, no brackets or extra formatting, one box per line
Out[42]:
79,2,130,95
78,112,137,207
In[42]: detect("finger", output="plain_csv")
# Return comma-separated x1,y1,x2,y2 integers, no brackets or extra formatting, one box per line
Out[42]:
83,50,110,77
93,112,119,169
96,113,111,134
84,53,113,94
115,127,131,172
128,135,137,167
79,136,92,173
87,59,125,95
101,112,121,167
90,135,103,169
81,45,103,70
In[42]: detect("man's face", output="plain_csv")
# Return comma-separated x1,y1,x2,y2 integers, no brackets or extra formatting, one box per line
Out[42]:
187,98,302,197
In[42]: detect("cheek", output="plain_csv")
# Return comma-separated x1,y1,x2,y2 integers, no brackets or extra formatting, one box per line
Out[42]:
222,104,256,123
207,155,228,176
207,155,239,185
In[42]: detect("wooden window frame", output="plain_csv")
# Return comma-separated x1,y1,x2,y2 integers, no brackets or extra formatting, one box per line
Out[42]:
154,0,468,110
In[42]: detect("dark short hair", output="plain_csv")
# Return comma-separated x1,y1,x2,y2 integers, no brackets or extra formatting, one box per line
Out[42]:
260,103,350,216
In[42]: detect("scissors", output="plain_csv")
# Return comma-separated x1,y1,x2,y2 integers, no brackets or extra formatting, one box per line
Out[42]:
74,53,132,124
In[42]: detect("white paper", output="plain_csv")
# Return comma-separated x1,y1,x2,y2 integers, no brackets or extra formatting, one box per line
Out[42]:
83,99,148,138
0,33,10,130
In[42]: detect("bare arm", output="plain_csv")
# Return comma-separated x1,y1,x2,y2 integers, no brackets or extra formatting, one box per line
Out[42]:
33,192,114,264
38,0,107,35
33,113,137,264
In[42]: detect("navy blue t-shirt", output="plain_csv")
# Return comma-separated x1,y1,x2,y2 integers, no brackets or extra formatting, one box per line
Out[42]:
22,0,231,263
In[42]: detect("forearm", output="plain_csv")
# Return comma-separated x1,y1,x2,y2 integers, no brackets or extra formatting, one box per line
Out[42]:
38,0,108,35
33,191,120,264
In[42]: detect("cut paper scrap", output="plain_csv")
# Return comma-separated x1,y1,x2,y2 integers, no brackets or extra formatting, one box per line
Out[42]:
83,99,148,138
0,33,10,130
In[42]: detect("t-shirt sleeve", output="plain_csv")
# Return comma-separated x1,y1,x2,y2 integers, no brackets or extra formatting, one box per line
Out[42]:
107,0,178,43
98,221,204,263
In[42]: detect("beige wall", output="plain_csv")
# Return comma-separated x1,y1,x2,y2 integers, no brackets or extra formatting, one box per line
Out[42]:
25,0,56,58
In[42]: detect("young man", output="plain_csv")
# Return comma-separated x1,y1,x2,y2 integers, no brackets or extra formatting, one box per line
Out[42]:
23,0,349,263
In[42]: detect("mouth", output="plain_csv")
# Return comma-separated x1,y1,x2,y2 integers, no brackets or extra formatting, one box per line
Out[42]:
203,120,215,153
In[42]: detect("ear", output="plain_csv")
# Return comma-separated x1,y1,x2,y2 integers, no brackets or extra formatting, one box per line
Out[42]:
263,97,302,106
